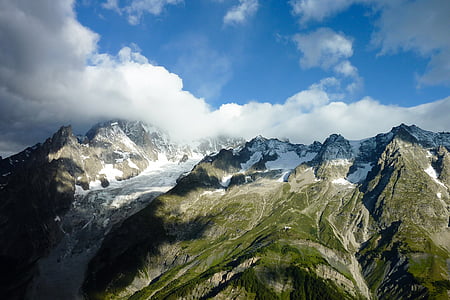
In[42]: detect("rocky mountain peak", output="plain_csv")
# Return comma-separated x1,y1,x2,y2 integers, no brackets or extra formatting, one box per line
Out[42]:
47,125,76,152
390,123,450,148
245,135,270,149
314,133,354,162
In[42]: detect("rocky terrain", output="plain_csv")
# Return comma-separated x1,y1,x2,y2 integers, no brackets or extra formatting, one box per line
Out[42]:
83,124,450,299
1,123,449,299
0,120,242,300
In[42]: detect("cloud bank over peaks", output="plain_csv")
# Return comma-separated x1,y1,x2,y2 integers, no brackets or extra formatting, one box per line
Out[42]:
0,0,450,157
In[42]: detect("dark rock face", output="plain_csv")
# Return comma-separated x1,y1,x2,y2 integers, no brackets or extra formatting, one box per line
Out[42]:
315,134,354,161
0,127,80,299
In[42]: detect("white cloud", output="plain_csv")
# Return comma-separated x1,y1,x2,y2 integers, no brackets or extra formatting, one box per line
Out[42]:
419,51,450,87
102,0,120,12
334,60,357,77
289,0,450,87
1,0,450,157
224,0,259,25
293,28,353,69
102,0,183,25
292,28,362,96
289,0,365,24
210,84,450,144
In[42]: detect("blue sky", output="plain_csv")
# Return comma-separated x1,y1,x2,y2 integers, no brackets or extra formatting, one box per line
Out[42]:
75,0,448,107
0,0,450,156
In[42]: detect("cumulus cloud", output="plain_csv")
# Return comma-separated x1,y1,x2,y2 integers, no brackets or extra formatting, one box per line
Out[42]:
293,28,353,69
289,0,365,24
289,0,450,87
102,0,120,12
292,28,361,95
223,0,259,25
210,85,450,145
334,60,357,77
0,0,206,154
0,0,449,157
102,0,183,25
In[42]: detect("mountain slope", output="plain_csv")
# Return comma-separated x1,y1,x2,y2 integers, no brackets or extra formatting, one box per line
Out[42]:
0,120,243,300
83,124,450,300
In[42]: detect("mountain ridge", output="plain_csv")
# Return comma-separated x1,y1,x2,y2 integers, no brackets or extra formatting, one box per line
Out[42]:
1,122,449,299
82,123,450,300
0,119,243,300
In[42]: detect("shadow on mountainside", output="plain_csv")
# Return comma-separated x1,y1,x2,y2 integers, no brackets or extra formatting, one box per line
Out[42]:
82,194,215,299
0,156,83,300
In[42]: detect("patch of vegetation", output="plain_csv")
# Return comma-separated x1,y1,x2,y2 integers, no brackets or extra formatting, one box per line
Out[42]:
287,265,351,300
233,268,279,300
260,243,327,268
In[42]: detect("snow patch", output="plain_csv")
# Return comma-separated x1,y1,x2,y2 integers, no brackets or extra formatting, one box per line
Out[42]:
425,165,438,178
89,180,102,190
81,155,90,160
100,164,123,181
75,184,89,196
127,158,139,170
241,152,263,171
278,171,291,182
266,151,312,170
201,189,226,196
437,192,442,199
266,152,300,170
329,159,352,166
143,153,170,171
332,178,353,186
349,140,362,156
109,189,164,209
221,175,233,187
347,163,373,183
54,216,61,222
424,165,447,188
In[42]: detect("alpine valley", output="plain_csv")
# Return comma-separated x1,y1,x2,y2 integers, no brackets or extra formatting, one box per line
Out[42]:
1,121,449,300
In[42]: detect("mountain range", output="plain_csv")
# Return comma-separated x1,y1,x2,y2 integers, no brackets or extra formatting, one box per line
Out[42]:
0,121,449,299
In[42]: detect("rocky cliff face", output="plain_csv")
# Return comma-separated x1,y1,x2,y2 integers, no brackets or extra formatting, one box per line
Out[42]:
83,124,450,300
0,120,243,300
0,126,81,300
